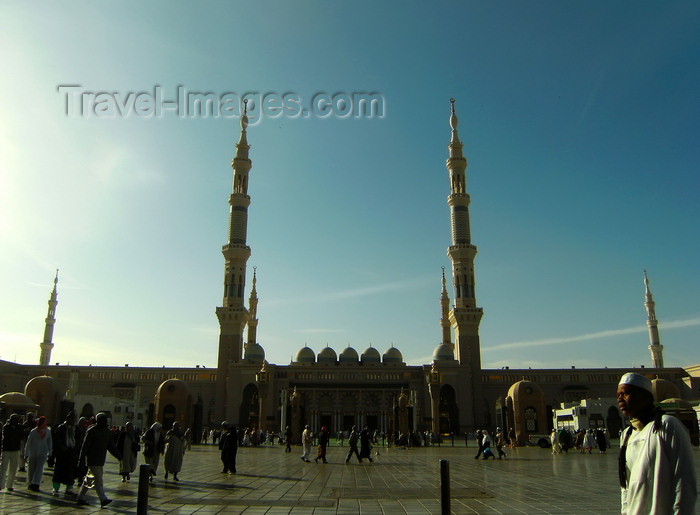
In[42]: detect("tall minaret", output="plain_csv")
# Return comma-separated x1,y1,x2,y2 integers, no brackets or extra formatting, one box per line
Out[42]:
246,267,259,348
39,270,59,366
445,99,484,428
644,270,664,368
215,101,253,421
440,267,452,349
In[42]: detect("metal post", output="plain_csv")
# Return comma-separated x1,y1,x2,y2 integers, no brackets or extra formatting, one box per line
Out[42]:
440,459,450,515
137,464,150,514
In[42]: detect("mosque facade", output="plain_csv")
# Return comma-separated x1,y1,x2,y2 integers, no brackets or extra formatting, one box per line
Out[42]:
1,101,697,444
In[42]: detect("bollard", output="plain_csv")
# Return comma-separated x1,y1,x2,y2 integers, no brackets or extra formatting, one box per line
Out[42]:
137,463,150,514
440,459,450,515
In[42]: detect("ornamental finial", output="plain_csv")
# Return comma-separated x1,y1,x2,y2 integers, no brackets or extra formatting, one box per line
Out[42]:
449,98,458,131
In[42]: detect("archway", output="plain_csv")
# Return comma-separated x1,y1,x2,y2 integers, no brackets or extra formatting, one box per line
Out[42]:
439,385,459,435
163,404,176,430
239,383,259,429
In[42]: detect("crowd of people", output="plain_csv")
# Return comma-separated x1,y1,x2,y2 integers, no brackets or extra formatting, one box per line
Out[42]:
0,372,696,513
0,412,191,507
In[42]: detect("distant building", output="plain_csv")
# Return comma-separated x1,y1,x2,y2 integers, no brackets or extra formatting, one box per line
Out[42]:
1,100,696,445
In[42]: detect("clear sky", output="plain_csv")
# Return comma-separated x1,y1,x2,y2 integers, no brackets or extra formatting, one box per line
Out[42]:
1,1,698,371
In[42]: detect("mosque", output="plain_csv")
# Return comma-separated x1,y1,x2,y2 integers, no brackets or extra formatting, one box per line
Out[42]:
1,100,698,445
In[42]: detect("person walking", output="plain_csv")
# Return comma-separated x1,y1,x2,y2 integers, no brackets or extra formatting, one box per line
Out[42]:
219,422,238,474
76,412,118,507
117,422,138,482
359,427,374,463
582,429,596,454
25,415,52,492
74,417,90,486
315,426,329,463
18,412,35,473
495,427,507,459
164,422,186,481
595,428,607,454
473,429,484,459
51,411,77,496
0,414,24,492
345,426,361,463
300,425,313,462
142,422,165,481
284,425,292,452
550,429,562,454
617,372,696,514
481,430,496,459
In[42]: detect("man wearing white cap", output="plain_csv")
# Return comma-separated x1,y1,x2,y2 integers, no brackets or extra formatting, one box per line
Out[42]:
617,372,696,514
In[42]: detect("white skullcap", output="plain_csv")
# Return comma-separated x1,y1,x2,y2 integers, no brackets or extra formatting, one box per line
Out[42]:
618,373,653,395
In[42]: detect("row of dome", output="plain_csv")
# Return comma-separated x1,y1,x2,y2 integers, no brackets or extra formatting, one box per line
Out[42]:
245,342,458,364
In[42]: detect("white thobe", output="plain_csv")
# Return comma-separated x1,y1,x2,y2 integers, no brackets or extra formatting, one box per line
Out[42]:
621,415,697,514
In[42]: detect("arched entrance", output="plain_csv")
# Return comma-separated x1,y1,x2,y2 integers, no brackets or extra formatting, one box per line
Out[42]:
163,404,176,430
439,385,459,434
239,383,259,429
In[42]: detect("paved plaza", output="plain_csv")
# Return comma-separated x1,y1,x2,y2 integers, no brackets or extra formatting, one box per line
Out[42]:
1,442,699,514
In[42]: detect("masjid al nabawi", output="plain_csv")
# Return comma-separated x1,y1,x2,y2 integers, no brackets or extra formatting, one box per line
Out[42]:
1,100,698,445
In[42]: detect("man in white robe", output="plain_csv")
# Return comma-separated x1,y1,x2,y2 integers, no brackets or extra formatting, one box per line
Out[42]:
617,372,696,514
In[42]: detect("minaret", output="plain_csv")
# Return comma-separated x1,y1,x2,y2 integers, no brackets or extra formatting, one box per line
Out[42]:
644,270,664,368
246,267,259,348
39,270,59,366
445,98,484,428
215,101,253,421
440,267,452,349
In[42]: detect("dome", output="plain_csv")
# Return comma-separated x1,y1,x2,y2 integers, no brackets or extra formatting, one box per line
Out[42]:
507,379,543,399
0,392,39,410
157,378,189,396
361,347,381,364
25,375,59,397
651,377,680,402
294,346,316,364
317,346,337,363
382,346,403,364
339,346,359,363
244,342,265,361
432,343,455,361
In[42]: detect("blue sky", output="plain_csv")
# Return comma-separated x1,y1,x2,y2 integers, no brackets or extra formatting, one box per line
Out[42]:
1,1,698,370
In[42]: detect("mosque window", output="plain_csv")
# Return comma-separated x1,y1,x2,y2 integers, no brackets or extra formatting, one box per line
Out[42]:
524,407,537,432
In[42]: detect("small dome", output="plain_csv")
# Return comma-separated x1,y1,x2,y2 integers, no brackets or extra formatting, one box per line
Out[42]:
361,347,381,364
25,375,62,417
0,392,39,410
25,375,58,395
651,377,680,402
317,346,337,363
507,379,543,399
432,343,455,361
244,342,266,361
157,378,189,396
339,346,359,363
382,346,403,364
294,346,316,364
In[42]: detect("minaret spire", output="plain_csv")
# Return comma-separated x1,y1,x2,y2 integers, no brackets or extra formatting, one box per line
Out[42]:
246,266,259,348
644,270,664,368
440,267,453,349
215,103,254,421
39,269,59,366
